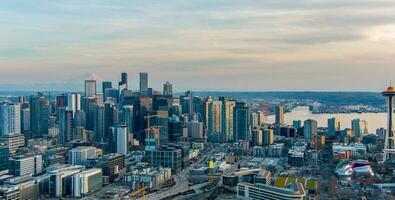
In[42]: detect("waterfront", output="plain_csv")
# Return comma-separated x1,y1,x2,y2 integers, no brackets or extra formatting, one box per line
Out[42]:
267,106,387,133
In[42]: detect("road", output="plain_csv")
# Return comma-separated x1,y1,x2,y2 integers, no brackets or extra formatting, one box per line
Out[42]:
140,145,219,200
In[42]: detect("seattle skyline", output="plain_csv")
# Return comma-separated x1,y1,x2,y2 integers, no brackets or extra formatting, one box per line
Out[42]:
1,0,395,92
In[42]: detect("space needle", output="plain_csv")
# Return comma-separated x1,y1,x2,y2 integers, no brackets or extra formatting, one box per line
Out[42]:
383,84,395,162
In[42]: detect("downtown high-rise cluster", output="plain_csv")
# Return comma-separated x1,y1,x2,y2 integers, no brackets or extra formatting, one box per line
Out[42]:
0,73,394,199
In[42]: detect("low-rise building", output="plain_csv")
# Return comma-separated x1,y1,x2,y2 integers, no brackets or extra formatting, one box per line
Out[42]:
0,134,24,154
145,146,182,174
9,154,43,176
69,146,102,165
72,168,103,197
124,167,171,190
237,182,306,200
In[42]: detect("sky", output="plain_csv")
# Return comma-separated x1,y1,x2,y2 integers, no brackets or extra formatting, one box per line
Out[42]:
1,0,395,92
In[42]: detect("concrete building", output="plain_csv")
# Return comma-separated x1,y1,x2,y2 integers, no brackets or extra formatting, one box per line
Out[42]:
237,182,306,200
72,168,103,197
0,134,25,154
35,165,85,198
9,154,43,176
69,146,103,165
0,186,20,200
124,167,172,190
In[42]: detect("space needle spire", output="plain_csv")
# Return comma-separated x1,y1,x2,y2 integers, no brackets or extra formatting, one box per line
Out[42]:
383,84,395,162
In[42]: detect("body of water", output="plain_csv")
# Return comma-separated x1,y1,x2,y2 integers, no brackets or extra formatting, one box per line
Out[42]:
267,106,387,133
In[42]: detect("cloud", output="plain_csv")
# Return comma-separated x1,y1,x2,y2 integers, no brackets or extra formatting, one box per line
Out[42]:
0,0,395,91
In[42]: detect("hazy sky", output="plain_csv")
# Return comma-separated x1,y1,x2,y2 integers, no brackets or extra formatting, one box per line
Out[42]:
1,0,395,92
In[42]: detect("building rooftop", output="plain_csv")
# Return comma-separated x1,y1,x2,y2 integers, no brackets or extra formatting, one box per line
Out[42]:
240,182,306,196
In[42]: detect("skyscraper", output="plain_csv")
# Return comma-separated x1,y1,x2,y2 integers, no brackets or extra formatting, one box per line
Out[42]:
115,124,128,155
121,105,135,134
351,118,361,138
234,102,249,141
263,129,274,146
21,107,30,133
250,112,259,128
67,93,81,116
206,100,222,136
328,117,340,137
179,91,194,118
252,129,263,146
383,85,395,162
84,97,97,131
104,101,118,140
292,120,302,129
149,110,169,144
30,94,49,138
102,81,112,93
275,106,284,125
102,81,113,101
221,98,235,142
303,119,317,140
93,104,105,143
163,81,173,96
118,72,128,92
85,80,97,97
145,127,160,151
0,101,20,136
59,107,73,144
139,72,148,96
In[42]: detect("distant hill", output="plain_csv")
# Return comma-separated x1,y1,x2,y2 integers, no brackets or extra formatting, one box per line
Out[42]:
176,91,385,107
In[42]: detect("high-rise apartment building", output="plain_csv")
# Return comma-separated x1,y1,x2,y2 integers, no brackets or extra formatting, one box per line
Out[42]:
0,101,20,136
